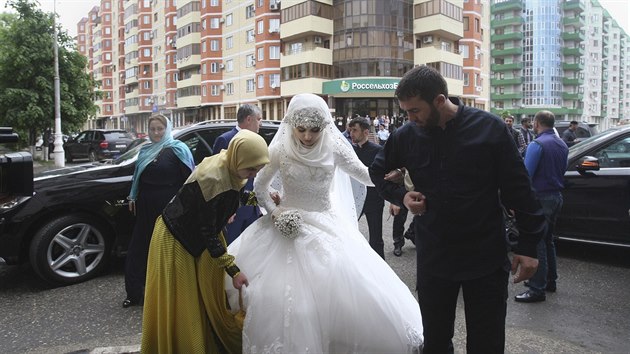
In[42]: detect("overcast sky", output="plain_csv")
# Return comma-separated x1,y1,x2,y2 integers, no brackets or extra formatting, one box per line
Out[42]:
0,0,629,39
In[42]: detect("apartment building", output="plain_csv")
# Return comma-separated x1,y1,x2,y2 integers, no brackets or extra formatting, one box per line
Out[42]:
490,0,630,129
78,0,489,134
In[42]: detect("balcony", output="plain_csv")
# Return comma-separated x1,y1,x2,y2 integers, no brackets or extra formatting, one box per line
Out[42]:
561,31,585,41
563,77,584,86
491,32,523,42
176,54,201,70
281,45,332,67
562,92,582,100
414,13,463,40
490,77,523,85
491,62,523,71
562,17,583,27
562,47,584,56
491,47,522,57
280,16,333,41
563,62,584,70
491,0,523,13
490,92,522,100
563,0,585,12
491,17,524,28
414,45,463,67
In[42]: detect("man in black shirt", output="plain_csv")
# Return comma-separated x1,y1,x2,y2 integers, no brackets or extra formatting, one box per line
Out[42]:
348,117,386,258
370,66,546,353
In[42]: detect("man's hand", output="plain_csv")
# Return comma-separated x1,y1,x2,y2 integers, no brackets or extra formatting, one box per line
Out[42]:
128,200,136,216
232,272,249,290
511,254,539,283
403,191,427,215
384,168,405,184
227,214,236,224
389,204,401,216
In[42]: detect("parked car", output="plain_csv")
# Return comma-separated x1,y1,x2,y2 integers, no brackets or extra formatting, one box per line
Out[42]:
554,120,599,142
555,125,630,247
63,129,135,162
0,121,279,286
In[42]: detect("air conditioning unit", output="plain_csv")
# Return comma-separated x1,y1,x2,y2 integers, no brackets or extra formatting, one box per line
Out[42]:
475,86,482,92
219,63,225,69
219,18,225,24
250,61,256,67
313,36,322,44
149,33,154,39
422,35,433,44
126,58,131,63
270,3,279,10
219,85,225,90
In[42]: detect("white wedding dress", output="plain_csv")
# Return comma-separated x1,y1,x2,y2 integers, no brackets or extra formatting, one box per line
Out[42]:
227,93,423,353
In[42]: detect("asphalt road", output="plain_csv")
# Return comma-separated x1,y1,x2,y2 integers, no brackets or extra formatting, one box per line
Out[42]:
1,209,630,353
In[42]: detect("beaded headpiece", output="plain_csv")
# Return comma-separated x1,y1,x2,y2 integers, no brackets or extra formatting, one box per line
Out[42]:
285,107,328,129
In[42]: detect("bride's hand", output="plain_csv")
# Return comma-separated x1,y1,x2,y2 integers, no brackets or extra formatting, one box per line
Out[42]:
270,191,281,206
232,272,249,290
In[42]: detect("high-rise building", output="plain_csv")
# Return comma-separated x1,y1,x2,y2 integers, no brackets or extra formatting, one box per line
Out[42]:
78,0,490,134
490,0,630,129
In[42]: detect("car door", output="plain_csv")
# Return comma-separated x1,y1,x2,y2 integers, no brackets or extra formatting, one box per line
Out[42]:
68,131,90,158
558,134,630,245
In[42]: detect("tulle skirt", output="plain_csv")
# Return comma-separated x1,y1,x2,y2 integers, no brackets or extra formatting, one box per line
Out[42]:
227,209,423,353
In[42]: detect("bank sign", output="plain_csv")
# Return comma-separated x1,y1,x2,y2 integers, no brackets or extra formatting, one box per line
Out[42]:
322,78,399,95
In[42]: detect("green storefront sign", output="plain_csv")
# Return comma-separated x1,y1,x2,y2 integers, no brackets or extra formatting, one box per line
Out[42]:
322,78,400,94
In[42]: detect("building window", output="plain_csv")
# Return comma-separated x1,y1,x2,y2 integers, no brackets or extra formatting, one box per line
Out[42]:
246,5,255,19
257,20,264,34
226,59,234,72
257,47,264,61
246,29,254,43
211,18,220,28
226,36,233,49
226,13,233,26
269,19,280,33
210,39,219,51
246,79,255,92
463,73,469,86
211,62,218,73
211,85,219,96
269,73,280,88
246,54,255,67
270,46,280,59
257,74,264,89
226,82,234,95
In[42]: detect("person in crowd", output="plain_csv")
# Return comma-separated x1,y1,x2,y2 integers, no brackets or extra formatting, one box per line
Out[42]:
370,65,546,354
141,130,270,353
342,120,353,144
348,117,386,258
504,115,527,155
123,114,194,308
377,124,390,145
519,117,536,148
212,104,262,244
515,110,569,303
226,93,423,353
561,120,579,147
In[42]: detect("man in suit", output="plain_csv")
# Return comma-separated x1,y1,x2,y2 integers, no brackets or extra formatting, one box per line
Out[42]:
211,103,262,244
348,117,386,258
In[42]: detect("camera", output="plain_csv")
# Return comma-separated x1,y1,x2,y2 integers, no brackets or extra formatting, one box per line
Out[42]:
0,127,33,197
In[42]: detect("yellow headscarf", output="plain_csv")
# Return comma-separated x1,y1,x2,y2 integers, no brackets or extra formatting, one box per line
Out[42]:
186,130,270,202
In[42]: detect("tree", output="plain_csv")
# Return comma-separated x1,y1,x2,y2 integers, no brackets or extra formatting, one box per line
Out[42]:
0,0,97,147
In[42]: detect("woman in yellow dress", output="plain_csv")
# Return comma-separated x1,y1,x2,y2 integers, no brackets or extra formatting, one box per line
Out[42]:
141,130,270,354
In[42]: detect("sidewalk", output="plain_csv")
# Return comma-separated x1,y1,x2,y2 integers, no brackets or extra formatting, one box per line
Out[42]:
68,345,140,354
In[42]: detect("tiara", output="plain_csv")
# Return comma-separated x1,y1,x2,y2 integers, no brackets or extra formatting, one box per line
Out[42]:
285,107,328,129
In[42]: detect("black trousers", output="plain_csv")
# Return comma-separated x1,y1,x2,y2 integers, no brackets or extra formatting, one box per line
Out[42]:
392,205,408,248
361,204,384,258
418,267,509,354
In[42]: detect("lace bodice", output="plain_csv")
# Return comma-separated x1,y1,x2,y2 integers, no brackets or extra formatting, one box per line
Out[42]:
254,140,372,214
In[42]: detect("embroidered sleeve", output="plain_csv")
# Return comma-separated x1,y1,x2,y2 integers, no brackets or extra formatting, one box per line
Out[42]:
253,145,281,213
333,138,374,186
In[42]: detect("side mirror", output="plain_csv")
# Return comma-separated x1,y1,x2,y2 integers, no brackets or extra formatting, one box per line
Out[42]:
576,156,599,174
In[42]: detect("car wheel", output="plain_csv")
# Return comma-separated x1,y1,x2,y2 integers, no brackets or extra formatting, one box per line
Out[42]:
29,213,112,286
88,150,97,162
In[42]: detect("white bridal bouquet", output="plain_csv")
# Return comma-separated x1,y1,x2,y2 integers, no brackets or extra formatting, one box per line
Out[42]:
274,209,303,240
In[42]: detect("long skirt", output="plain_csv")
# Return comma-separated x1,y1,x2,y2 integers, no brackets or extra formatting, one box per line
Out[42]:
141,216,242,354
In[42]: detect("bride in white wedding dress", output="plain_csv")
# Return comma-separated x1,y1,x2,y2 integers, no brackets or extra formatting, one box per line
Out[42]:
227,93,423,353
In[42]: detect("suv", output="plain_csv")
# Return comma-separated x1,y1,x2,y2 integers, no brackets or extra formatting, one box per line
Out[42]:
64,129,135,162
0,121,278,286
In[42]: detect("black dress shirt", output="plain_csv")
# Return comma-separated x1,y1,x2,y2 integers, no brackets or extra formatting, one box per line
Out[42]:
353,140,384,213
369,98,545,280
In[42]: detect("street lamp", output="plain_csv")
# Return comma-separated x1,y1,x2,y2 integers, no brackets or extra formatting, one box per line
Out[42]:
52,0,65,167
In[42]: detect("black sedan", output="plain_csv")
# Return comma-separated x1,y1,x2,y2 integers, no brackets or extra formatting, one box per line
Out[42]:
555,125,630,247
0,121,278,286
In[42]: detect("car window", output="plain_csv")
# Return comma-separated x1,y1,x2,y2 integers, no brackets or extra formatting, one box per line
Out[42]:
75,131,88,142
259,127,277,145
575,127,591,139
104,132,134,140
591,136,630,168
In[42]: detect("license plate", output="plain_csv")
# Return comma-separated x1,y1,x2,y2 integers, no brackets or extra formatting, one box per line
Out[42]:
116,144,126,148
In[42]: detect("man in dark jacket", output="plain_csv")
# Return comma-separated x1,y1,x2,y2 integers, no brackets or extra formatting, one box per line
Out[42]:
348,117,386,258
370,65,546,353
